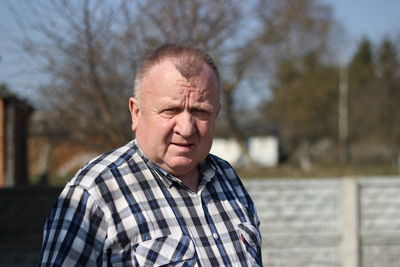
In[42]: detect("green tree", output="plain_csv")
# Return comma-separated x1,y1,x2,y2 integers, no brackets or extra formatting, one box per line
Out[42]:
376,37,400,169
264,51,339,169
222,0,340,167
347,38,378,150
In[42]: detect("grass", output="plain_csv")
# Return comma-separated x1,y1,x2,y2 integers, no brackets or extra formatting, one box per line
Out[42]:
28,162,400,187
29,173,74,187
237,162,400,179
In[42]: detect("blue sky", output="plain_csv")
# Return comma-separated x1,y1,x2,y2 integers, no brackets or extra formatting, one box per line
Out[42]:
1,0,400,99
324,0,400,42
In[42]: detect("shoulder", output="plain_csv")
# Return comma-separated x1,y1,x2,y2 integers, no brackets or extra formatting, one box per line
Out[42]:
207,153,235,174
67,140,139,191
208,153,258,220
207,153,243,192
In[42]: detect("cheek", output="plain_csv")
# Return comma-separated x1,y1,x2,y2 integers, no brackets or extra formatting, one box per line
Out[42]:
197,121,215,137
156,119,176,139
138,120,173,152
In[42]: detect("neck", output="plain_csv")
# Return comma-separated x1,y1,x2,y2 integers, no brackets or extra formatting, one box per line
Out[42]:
178,167,200,193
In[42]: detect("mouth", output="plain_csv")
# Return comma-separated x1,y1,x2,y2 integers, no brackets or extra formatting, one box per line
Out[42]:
171,142,194,150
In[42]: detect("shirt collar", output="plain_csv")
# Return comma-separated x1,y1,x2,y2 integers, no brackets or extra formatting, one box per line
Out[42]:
198,158,216,189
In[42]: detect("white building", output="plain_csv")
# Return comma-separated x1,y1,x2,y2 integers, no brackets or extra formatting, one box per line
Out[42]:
210,136,279,167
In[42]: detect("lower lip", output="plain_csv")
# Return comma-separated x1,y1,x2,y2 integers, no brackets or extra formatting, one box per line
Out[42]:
171,143,194,151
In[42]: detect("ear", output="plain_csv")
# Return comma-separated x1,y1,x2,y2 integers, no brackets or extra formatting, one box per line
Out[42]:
129,97,140,132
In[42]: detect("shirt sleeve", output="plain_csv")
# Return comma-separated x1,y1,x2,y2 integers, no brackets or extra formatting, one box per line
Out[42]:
39,185,107,266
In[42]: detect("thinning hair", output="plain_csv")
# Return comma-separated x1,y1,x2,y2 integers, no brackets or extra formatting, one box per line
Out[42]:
133,43,221,100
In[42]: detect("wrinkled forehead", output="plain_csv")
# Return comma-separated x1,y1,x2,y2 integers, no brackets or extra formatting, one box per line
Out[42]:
178,66,220,105
138,66,220,113
172,79,218,103
145,58,220,98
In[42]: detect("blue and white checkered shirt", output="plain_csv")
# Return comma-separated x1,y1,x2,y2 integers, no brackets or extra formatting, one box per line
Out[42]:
40,140,262,266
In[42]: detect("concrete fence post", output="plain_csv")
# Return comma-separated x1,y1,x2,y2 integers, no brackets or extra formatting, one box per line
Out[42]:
341,178,360,267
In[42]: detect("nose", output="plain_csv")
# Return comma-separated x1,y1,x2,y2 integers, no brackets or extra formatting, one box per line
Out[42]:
175,111,196,137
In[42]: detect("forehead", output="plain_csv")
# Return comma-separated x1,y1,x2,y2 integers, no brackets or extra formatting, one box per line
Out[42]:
142,59,220,98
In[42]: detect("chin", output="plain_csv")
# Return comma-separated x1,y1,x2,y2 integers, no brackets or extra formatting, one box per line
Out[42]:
168,158,198,174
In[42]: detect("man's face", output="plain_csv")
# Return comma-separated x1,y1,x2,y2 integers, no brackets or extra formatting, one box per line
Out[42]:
129,59,220,178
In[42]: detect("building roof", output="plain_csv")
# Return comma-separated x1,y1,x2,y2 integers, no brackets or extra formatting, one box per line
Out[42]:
0,85,34,112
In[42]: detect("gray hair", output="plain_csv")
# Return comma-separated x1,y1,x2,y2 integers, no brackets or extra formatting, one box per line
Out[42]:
133,43,221,101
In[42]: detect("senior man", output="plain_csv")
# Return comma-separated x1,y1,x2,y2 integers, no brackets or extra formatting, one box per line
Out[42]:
40,44,262,266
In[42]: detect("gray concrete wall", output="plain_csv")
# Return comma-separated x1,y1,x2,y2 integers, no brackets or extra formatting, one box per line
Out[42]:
243,177,400,267
359,179,400,267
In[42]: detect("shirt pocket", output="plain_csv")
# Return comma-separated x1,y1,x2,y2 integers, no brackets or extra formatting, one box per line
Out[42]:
238,222,262,267
133,234,196,267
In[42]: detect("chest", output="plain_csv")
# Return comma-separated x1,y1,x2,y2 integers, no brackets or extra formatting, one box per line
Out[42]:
103,175,260,266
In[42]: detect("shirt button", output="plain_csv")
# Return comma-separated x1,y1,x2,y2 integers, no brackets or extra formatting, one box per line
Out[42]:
212,233,219,240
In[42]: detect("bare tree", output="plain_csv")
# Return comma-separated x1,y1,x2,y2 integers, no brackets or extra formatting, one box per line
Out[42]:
9,0,340,170
12,0,135,149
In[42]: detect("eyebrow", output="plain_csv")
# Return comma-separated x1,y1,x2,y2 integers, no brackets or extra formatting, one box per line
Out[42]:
160,101,215,113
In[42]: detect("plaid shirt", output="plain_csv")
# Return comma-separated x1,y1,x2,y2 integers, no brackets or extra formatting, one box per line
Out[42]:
40,140,262,266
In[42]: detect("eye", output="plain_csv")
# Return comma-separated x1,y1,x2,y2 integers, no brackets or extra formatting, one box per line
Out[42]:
192,108,211,120
161,107,180,116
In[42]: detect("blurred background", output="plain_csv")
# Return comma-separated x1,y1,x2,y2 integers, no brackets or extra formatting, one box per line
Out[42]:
0,0,399,266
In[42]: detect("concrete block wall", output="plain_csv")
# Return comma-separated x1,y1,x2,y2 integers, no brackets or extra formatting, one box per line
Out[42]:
245,179,342,267
359,179,400,267
243,177,400,267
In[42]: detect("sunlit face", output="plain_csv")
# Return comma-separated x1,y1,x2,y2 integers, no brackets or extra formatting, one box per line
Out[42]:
129,59,220,178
